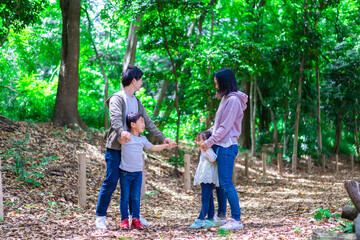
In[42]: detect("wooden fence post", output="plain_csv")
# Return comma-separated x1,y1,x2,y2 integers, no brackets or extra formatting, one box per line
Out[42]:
351,154,354,172
244,152,249,178
308,155,312,175
78,153,87,208
322,155,326,172
184,154,191,191
0,159,3,221
141,153,146,198
277,153,282,176
335,154,339,173
262,153,267,178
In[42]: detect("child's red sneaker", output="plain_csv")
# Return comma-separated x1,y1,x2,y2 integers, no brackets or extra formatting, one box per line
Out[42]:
120,219,129,230
131,218,144,229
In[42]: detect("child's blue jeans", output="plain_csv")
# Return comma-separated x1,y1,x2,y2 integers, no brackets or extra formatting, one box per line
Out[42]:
119,169,142,220
96,149,121,217
213,144,241,221
198,183,215,220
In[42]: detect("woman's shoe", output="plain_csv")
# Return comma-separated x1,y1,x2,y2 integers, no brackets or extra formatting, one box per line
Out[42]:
189,219,206,229
214,215,227,226
219,218,244,230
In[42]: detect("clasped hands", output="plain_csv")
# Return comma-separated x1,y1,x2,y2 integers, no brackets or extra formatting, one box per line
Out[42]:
119,131,177,148
195,140,209,151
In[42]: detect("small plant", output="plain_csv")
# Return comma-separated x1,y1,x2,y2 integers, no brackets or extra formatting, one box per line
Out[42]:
311,208,333,220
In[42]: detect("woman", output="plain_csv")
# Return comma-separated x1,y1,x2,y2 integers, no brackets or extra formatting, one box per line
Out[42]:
198,68,248,230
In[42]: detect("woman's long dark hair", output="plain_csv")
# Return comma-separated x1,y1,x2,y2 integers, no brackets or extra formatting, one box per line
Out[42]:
215,68,238,98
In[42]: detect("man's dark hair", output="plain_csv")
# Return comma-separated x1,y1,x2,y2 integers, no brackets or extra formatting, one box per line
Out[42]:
215,68,238,97
126,112,144,130
197,130,211,141
121,65,144,87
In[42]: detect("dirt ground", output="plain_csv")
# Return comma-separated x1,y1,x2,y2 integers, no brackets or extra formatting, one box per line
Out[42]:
0,121,358,239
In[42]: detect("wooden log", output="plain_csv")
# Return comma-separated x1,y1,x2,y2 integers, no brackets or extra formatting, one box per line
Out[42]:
308,155,312,175
277,153,282,176
336,154,339,173
311,229,356,240
351,154,354,172
78,153,87,208
141,153,146,198
344,181,360,213
184,154,191,191
354,214,360,240
244,152,249,178
322,155,326,172
341,206,359,221
262,153,266,178
0,159,3,220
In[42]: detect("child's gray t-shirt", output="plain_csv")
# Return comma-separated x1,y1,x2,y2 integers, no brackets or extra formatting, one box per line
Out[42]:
120,134,152,172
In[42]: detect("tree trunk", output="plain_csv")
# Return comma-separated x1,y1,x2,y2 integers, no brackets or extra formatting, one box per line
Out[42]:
122,14,142,73
84,8,109,129
250,75,256,156
53,0,86,130
283,96,289,156
156,0,180,160
205,98,215,129
292,54,305,173
239,77,251,149
292,0,307,173
354,108,359,157
316,54,323,159
333,113,342,154
256,85,278,152
153,80,170,118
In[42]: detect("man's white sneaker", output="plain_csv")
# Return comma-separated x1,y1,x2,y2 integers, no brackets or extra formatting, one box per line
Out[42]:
139,215,150,226
219,218,244,230
95,216,107,230
214,215,227,226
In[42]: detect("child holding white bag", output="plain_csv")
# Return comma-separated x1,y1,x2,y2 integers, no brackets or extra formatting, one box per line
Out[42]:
189,130,227,229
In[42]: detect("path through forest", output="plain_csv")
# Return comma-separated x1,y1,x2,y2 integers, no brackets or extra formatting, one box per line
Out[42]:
0,121,358,239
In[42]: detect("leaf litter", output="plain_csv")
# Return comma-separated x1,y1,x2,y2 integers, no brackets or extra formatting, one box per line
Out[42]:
0,121,358,239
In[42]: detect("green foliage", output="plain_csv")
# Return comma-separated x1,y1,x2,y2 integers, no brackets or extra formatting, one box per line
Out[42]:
2,138,57,186
0,0,359,163
311,208,333,220
0,0,48,45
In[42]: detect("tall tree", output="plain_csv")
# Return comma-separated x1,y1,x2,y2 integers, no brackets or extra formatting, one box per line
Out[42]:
123,14,142,72
53,0,86,129
292,0,308,174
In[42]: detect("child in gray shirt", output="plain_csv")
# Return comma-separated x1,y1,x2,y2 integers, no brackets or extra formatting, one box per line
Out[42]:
118,112,175,230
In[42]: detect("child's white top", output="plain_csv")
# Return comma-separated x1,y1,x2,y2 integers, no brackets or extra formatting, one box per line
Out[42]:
120,134,152,172
193,148,219,186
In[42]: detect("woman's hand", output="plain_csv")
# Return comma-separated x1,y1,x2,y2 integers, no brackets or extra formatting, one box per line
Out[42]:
196,141,209,151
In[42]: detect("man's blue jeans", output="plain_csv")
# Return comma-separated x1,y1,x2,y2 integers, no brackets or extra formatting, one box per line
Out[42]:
119,170,142,220
213,144,241,221
96,149,121,217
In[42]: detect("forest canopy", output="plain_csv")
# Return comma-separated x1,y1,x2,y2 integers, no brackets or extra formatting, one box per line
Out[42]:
0,0,359,168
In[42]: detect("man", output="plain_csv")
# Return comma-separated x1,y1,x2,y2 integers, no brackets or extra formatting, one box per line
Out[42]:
95,65,176,230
